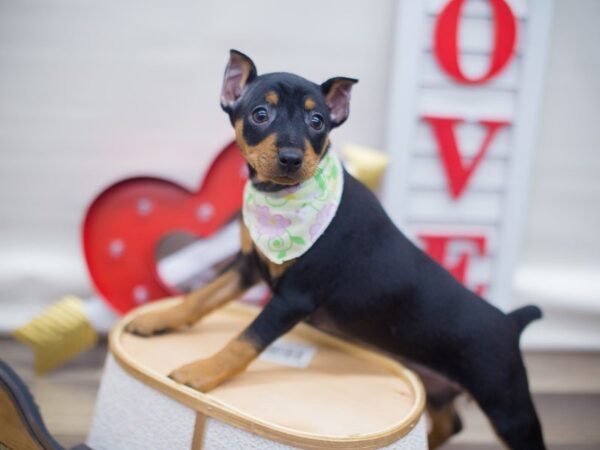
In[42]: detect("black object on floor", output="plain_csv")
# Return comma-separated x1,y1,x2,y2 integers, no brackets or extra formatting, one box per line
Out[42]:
0,359,93,450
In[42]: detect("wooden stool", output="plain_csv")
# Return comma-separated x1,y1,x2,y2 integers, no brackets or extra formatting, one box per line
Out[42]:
88,300,427,449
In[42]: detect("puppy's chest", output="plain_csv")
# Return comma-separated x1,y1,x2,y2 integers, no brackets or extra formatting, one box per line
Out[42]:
240,220,296,284
255,249,297,286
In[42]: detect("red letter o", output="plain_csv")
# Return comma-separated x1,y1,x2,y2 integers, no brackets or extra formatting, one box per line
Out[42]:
434,0,517,85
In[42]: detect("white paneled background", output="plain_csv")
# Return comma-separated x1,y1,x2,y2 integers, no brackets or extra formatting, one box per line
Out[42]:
516,0,600,347
0,0,599,348
384,0,544,309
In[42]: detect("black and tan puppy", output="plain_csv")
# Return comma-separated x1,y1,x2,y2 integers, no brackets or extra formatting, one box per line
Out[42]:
127,50,545,450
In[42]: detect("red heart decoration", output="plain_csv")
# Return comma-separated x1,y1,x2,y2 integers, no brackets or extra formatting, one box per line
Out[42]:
82,141,247,314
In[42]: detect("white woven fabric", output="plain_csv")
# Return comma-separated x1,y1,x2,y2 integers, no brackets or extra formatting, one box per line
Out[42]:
87,355,195,450
379,415,428,450
202,415,428,449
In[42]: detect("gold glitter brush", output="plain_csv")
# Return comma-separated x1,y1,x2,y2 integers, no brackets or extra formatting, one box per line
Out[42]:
12,296,99,374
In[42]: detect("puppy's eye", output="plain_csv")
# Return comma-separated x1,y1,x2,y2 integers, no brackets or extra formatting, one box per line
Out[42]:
310,113,324,131
251,107,269,124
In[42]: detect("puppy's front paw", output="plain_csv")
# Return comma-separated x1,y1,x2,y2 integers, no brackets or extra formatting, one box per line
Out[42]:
126,310,182,337
168,358,230,393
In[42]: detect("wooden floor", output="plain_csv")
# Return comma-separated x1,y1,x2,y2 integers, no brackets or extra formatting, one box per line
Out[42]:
1,337,600,449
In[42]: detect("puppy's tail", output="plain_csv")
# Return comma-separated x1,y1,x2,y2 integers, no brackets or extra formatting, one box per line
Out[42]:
508,305,543,334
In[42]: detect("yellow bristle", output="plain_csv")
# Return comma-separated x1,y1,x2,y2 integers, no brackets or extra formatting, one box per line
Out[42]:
341,144,389,192
12,296,99,374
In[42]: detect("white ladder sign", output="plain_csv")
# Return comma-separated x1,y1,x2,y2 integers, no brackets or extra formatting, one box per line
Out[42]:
383,0,555,309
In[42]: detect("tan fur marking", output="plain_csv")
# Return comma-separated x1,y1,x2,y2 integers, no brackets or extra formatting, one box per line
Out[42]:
240,220,254,255
304,97,316,110
234,119,246,155
169,335,259,392
427,403,460,449
302,138,321,180
322,137,330,155
265,91,279,105
235,119,282,183
126,268,244,336
183,270,246,323
255,246,296,279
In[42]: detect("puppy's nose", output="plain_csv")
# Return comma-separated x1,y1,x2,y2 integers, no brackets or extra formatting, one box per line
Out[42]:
278,148,303,172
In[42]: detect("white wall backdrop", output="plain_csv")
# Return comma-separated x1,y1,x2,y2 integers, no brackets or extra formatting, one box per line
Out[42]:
0,0,395,326
514,0,600,347
0,0,598,347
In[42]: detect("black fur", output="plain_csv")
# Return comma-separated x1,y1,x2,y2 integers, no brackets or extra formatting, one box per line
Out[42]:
224,51,546,450
510,305,543,333
241,174,545,450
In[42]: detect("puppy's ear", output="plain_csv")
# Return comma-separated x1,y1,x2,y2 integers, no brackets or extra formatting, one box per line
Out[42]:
220,50,257,113
321,77,358,128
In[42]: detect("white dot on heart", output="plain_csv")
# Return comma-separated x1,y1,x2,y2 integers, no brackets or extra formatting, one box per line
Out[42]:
133,285,149,304
196,202,214,222
137,198,153,216
109,239,125,258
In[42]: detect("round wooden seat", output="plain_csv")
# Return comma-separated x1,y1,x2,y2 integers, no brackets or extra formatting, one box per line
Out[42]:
88,299,427,449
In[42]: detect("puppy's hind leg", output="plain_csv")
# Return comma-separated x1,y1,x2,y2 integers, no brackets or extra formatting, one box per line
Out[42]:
468,351,545,450
416,366,463,449
427,401,462,449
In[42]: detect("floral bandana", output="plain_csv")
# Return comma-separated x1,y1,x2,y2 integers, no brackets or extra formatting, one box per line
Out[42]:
242,152,344,264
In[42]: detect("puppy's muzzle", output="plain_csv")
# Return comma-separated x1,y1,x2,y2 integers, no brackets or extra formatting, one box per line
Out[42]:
277,148,303,173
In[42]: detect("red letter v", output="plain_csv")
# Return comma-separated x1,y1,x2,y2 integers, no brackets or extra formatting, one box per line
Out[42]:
423,116,509,199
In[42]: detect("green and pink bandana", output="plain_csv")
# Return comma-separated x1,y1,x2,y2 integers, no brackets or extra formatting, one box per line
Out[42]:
242,152,344,264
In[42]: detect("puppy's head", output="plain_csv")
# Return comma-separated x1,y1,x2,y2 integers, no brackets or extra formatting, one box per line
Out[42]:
220,50,357,188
